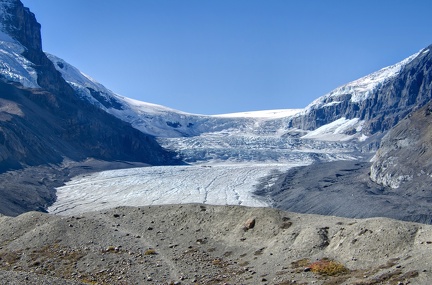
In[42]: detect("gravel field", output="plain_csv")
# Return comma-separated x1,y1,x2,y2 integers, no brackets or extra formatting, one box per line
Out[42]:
0,204,430,284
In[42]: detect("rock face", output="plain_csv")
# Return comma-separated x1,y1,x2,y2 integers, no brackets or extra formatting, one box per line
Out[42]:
2,0,42,52
0,0,179,172
370,101,432,190
289,47,432,135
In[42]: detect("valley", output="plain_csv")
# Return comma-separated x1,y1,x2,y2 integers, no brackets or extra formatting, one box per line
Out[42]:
0,1,432,283
49,123,365,217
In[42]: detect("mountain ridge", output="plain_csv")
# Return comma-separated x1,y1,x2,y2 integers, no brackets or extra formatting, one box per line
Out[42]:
47,48,429,140
1,0,430,145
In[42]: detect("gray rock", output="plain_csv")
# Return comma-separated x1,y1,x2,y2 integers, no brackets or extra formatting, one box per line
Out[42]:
371,101,432,192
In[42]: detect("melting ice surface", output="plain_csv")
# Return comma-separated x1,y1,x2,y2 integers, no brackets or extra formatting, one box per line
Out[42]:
49,124,360,216
48,112,361,216
48,164,302,216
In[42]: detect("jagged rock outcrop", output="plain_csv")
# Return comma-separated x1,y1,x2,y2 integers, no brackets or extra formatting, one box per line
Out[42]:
289,47,432,135
1,0,40,50
370,100,432,190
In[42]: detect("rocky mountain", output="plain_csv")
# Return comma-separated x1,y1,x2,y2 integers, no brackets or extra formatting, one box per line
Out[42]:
0,0,181,215
0,0,178,171
47,39,432,170
289,47,432,135
46,48,430,166
48,47,432,143
251,50,432,223
0,2,432,283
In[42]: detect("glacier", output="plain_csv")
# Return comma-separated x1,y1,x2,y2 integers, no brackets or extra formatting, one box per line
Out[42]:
0,32,423,215
48,164,300,216
44,53,365,215
0,3,40,88
44,50,420,215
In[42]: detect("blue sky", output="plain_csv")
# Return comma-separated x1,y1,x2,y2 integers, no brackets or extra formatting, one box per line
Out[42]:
21,0,432,115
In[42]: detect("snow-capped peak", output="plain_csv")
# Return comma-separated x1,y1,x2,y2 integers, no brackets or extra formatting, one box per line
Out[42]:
46,53,110,95
303,50,421,112
47,53,304,138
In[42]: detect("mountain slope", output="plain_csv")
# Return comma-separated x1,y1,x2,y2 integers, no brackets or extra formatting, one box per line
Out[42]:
0,0,179,171
2,2,430,149
289,47,432,135
48,42,432,147
0,0,181,216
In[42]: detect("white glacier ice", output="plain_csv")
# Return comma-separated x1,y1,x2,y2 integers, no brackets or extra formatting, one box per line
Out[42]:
48,164,302,216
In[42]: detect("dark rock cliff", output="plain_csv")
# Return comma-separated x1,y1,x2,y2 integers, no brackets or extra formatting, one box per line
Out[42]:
362,48,432,134
2,0,41,52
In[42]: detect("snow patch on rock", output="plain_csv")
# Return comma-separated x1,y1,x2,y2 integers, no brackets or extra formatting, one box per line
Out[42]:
301,117,364,141
0,33,39,88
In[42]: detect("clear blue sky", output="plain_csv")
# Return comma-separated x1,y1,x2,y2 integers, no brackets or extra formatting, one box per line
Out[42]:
21,0,432,115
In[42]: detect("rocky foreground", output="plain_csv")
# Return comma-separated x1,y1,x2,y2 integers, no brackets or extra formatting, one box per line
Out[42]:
0,204,430,284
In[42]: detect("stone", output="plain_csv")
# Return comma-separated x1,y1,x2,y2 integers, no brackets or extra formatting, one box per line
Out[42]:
244,217,256,230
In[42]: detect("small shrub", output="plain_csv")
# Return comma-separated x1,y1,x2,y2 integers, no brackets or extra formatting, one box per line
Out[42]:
309,258,349,276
